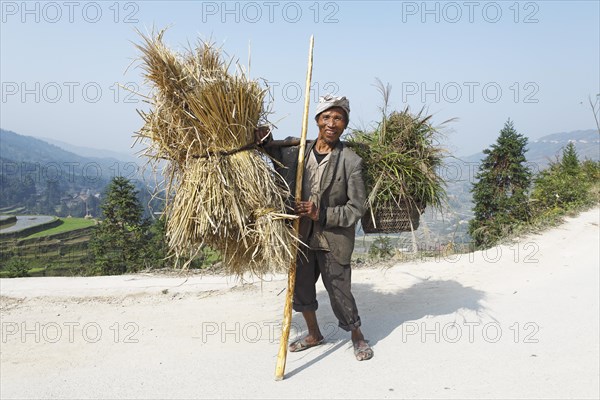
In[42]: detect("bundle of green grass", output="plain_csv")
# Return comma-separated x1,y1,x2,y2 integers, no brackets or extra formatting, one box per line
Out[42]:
347,84,451,233
134,30,297,275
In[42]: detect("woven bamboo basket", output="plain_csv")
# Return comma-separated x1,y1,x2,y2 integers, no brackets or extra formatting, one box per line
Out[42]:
361,201,425,234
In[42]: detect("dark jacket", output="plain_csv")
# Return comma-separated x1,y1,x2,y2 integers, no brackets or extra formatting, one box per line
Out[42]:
265,138,366,265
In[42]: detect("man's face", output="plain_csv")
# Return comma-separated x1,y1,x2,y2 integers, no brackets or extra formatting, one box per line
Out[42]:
316,107,347,145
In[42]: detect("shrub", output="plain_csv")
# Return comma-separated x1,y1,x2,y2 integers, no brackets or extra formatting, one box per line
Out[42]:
368,236,394,260
5,258,30,278
531,143,595,216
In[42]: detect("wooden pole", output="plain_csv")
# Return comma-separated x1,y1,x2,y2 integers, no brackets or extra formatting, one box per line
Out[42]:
274,35,314,381
265,139,364,150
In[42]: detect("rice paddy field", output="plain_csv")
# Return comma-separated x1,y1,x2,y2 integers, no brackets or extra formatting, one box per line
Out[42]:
0,215,56,234
0,216,97,277
24,218,96,239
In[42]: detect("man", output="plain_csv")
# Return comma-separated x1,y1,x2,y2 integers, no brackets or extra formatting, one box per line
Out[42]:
259,95,373,361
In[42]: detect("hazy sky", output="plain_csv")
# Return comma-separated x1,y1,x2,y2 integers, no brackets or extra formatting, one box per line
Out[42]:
1,1,598,157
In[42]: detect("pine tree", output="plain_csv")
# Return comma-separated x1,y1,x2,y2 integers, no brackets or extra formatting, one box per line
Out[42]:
469,119,532,247
89,177,149,275
560,142,579,174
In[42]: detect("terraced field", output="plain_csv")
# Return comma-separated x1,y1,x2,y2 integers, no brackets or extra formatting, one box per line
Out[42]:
0,215,17,229
25,218,95,238
0,216,97,277
0,215,57,233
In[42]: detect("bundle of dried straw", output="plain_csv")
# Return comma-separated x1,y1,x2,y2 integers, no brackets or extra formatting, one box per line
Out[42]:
134,30,297,275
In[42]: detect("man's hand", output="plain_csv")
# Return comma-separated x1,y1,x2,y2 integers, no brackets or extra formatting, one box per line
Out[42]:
254,126,271,145
295,201,319,221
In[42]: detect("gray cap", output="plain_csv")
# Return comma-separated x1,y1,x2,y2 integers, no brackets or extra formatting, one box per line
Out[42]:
315,94,350,121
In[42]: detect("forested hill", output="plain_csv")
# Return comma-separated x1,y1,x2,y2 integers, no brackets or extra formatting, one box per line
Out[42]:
0,129,149,217
0,129,134,170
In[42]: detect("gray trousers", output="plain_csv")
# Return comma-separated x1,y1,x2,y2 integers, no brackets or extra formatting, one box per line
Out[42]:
292,248,361,332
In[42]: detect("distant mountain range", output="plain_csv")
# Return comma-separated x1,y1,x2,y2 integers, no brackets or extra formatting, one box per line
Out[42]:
1,128,134,165
527,129,599,166
39,136,138,163
0,129,149,184
461,129,599,166
3,127,597,173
